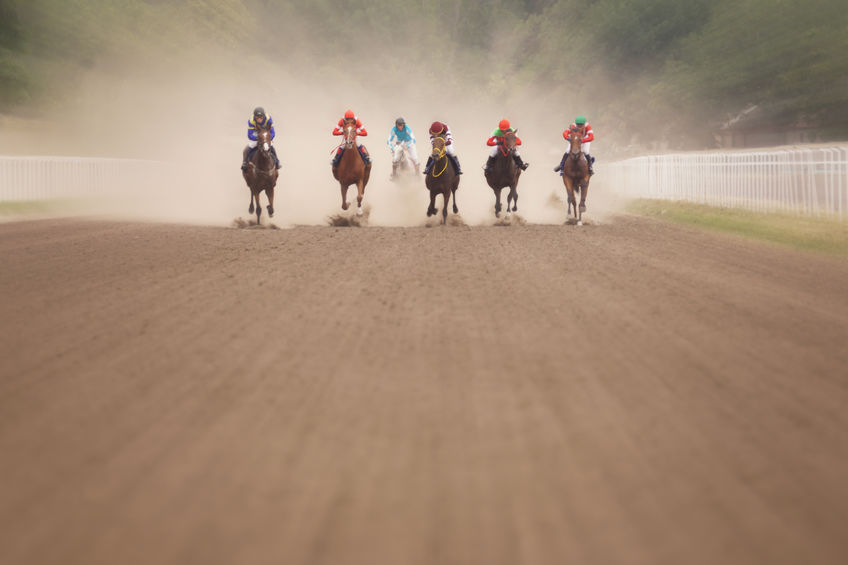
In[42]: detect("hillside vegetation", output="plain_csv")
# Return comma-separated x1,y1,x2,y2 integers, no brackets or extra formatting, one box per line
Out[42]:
1,0,846,152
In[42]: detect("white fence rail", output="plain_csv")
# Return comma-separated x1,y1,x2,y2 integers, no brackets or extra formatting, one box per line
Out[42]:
0,156,167,202
602,146,848,218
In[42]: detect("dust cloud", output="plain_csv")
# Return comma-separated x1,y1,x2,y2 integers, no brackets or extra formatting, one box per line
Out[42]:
1,8,627,228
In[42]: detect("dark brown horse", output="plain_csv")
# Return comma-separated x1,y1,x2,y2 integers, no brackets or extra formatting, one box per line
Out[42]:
562,127,590,225
242,127,278,225
484,130,521,217
425,136,459,225
333,123,371,215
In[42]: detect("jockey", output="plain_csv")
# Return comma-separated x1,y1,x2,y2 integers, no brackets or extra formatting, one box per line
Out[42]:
242,107,281,171
484,119,529,172
387,117,420,176
331,109,371,170
554,115,595,176
423,121,463,175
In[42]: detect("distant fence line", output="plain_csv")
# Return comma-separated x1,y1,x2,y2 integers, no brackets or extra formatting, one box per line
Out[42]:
603,145,848,218
0,156,168,202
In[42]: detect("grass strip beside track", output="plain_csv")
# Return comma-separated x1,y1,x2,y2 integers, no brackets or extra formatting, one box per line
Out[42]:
627,199,848,257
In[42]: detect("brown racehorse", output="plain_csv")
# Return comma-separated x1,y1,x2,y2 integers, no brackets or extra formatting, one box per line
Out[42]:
333,123,371,215
484,130,521,217
242,127,278,225
562,127,590,225
425,136,459,225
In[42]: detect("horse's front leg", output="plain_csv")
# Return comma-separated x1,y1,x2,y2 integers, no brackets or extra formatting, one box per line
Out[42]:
494,188,503,217
248,191,255,215
508,184,518,213
340,183,350,210
427,191,437,217
254,192,262,225
356,180,364,216
442,189,450,225
266,187,275,217
579,180,588,214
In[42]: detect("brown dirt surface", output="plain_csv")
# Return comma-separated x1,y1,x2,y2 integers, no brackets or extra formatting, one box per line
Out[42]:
1,216,848,565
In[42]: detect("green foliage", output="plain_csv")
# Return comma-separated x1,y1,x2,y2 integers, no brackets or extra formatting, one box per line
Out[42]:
0,0,845,147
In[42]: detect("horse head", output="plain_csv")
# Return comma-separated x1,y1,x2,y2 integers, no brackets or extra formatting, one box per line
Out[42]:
256,127,272,153
502,131,517,155
568,127,583,156
431,136,446,159
344,122,357,149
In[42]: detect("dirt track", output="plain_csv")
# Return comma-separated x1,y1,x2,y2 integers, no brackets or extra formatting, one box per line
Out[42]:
1,216,847,565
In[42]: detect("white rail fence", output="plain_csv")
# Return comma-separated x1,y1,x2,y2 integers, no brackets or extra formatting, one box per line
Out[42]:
0,156,168,202
602,146,848,219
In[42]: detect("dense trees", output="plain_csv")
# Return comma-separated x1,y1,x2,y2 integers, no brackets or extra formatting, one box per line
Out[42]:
1,0,846,150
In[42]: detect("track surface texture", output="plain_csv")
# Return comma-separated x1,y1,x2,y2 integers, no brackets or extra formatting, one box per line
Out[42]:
2,216,848,565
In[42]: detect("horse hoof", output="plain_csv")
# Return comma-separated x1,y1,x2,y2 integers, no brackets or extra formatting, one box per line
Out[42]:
577,220,583,226
267,206,274,217
342,202,350,211
579,205,586,213
249,204,254,214
357,207,363,216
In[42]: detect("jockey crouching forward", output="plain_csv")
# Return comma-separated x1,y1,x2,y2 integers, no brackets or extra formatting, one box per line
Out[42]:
554,115,595,176
242,106,281,171
484,118,529,172
387,117,420,177
422,121,462,175
331,109,371,171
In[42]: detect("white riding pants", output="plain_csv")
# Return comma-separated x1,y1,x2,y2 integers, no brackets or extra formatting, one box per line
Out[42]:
247,140,258,149
392,142,419,165
445,143,457,157
582,142,591,154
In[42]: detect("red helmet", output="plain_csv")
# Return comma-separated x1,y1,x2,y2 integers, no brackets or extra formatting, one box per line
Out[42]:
499,119,511,131
344,109,355,119
429,121,445,135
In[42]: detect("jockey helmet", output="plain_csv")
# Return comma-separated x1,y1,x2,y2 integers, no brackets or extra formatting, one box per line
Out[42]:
395,117,405,126
344,109,355,120
429,121,445,135
499,119,511,131
575,115,587,125
253,107,266,118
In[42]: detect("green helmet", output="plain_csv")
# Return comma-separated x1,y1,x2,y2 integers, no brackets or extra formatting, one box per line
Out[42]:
575,115,587,125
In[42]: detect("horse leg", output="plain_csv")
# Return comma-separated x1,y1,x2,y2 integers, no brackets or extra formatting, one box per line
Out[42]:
452,184,459,214
494,188,503,217
442,189,449,225
248,192,254,215
509,185,518,213
356,180,364,216
266,188,275,217
340,183,350,210
255,192,262,225
427,191,437,217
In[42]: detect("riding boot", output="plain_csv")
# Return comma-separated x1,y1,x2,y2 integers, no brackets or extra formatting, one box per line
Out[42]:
513,154,529,170
553,153,567,173
331,149,343,169
391,162,398,180
358,146,371,165
270,146,282,169
449,154,463,175
484,155,496,173
241,146,254,171
423,156,434,175
585,153,595,176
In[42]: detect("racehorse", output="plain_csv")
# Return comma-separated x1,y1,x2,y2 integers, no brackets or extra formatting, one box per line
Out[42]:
562,127,591,225
242,127,278,225
334,123,371,215
391,143,417,179
424,136,459,225
484,130,521,217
